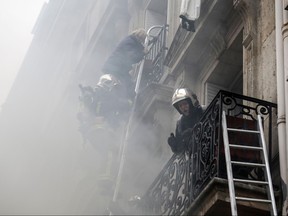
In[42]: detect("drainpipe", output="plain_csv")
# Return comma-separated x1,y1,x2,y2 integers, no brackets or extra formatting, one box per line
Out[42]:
283,3,288,214
284,5,288,119
275,0,287,214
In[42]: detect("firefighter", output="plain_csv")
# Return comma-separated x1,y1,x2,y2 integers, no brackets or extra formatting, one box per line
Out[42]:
101,28,148,100
93,74,132,127
77,74,132,189
167,88,204,153
78,74,131,132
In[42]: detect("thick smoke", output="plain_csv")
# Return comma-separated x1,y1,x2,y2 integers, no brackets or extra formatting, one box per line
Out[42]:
0,1,172,215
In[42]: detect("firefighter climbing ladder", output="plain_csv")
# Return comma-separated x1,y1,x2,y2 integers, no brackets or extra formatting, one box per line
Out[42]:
221,111,277,216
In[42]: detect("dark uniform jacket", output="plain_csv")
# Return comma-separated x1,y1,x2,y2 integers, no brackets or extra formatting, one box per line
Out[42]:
102,35,145,99
78,85,131,130
102,35,145,82
169,105,204,153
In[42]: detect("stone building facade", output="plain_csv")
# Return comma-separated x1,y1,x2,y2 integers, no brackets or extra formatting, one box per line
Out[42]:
0,0,287,215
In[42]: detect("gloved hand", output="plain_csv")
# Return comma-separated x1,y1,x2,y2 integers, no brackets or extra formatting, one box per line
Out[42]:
168,133,178,152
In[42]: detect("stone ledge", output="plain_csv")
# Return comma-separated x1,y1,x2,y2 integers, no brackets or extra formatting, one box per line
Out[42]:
183,177,280,215
136,83,174,119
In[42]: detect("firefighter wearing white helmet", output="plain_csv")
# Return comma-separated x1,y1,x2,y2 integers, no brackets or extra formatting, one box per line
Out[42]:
97,74,121,91
77,74,132,186
168,88,204,153
78,74,131,135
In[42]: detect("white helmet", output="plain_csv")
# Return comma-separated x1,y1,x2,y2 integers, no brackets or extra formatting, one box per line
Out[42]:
172,88,199,114
97,74,120,91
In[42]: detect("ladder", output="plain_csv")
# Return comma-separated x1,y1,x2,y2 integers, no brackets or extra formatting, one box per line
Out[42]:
221,111,277,216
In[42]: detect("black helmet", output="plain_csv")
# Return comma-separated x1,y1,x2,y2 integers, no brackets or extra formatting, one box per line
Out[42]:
172,88,199,114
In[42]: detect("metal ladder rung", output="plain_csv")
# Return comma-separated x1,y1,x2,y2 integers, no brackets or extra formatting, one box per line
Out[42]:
222,111,277,215
233,178,268,185
229,144,263,150
231,161,266,167
227,128,260,134
236,196,272,203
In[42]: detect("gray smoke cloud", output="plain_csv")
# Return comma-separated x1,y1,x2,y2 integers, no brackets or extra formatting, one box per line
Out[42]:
0,1,172,215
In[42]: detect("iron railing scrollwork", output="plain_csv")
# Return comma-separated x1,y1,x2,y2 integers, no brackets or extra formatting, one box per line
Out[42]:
140,25,168,89
139,90,277,215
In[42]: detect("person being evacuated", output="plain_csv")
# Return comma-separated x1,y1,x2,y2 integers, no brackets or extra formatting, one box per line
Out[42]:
101,29,148,99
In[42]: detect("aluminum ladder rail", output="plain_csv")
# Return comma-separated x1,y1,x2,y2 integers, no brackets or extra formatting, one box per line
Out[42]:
221,111,277,216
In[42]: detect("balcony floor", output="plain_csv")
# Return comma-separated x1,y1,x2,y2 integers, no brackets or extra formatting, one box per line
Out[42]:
184,177,280,216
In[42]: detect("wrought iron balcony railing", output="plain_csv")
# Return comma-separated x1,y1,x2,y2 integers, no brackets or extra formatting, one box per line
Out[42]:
139,25,168,89
139,90,277,215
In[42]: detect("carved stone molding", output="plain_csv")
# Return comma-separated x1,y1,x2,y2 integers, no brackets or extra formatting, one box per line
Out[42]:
209,27,227,58
194,26,227,74
233,0,257,48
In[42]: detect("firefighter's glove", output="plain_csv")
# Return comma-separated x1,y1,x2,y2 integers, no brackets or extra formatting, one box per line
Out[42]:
168,133,178,152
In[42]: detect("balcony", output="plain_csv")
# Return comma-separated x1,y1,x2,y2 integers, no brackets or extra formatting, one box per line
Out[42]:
137,25,168,90
137,90,280,215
